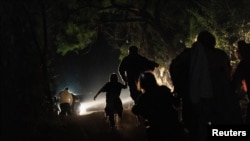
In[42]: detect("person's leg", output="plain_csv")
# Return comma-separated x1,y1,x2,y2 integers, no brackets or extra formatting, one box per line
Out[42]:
114,110,123,129
66,103,73,116
116,100,123,120
59,103,67,116
129,85,140,104
118,111,122,119
109,114,115,128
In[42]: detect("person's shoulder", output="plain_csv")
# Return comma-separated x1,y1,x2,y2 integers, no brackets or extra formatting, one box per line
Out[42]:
180,48,192,56
170,48,191,69
179,48,192,54
118,82,125,85
141,55,151,61
172,48,192,60
212,48,229,58
120,55,131,64
120,55,129,61
105,82,111,85
159,85,171,93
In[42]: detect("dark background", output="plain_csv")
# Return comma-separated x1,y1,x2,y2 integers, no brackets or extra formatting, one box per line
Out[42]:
53,36,124,100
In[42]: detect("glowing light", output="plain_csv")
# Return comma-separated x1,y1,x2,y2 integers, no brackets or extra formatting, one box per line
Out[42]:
159,67,165,78
79,96,133,115
79,100,103,115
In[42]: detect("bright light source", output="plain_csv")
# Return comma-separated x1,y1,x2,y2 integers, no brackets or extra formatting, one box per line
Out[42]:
79,96,133,115
79,99,105,115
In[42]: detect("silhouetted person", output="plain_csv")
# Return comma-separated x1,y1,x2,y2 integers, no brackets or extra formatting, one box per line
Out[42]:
118,45,159,104
170,30,242,141
94,73,127,128
58,87,73,116
231,40,250,124
132,71,185,141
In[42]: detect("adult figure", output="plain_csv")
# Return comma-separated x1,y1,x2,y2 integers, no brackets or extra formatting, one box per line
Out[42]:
58,87,73,116
231,40,250,124
118,45,159,104
169,30,242,141
132,71,184,141
94,73,127,128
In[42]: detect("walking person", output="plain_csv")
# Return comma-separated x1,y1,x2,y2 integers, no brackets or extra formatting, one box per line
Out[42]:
118,46,159,125
132,71,185,141
231,40,250,124
118,46,159,105
170,30,242,141
94,73,127,128
58,87,73,116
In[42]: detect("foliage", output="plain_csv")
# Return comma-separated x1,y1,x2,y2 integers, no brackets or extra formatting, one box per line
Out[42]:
186,0,250,61
49,0,250,87
56,22,97,55
2,1,250,129
54,0,191,64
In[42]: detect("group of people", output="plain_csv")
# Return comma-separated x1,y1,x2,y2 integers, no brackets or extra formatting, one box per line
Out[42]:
94,31,250,141
169,30,249,141
94,44,185,140
59,30,249,141
93,45,159,129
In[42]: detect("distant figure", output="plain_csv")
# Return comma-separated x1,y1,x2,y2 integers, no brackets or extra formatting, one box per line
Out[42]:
58,87,73,116
231,40,250,124
118,45,159,104
170,30,242,141
94,73,127,128
132,72,185,141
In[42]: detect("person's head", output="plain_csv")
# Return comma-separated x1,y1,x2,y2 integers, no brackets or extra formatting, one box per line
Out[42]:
128,46,138,55
138,71,158,92
110,73,118,82
197,30,216,48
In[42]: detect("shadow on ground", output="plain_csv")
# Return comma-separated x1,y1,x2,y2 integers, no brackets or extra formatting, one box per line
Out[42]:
36,110,147,141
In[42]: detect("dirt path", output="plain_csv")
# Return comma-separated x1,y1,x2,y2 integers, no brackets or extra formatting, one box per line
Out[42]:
37,110,147,141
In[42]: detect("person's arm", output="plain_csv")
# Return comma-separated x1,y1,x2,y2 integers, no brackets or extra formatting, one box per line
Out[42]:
120,82,127,89
118,59,128,83
141,55,159,71
93,91,101,100
148,59,159,70
121,72,128,84
93,84,107,100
